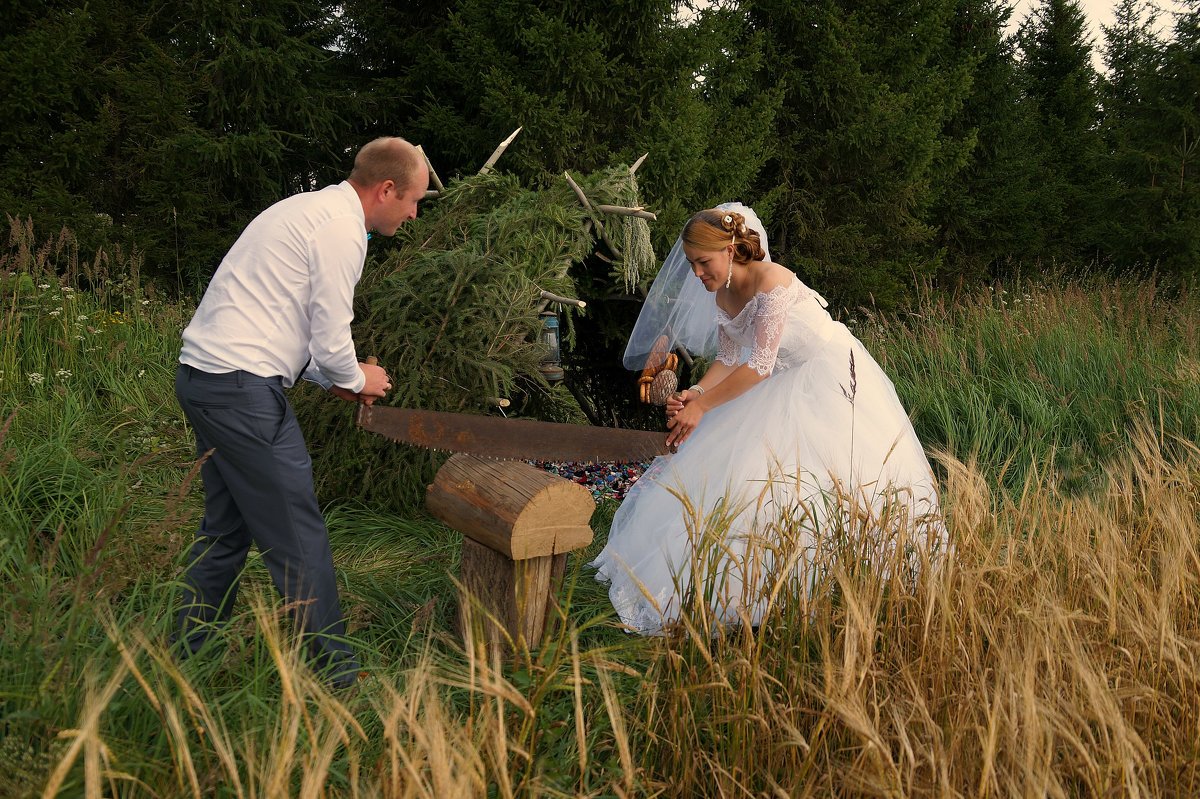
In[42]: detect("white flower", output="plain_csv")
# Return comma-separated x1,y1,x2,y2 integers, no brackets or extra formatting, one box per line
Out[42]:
77,314,88,321
62,286,75,294
38,283,50,290
75,335,85,341
56,369,72,380
141,299,150,306
28,372,44,386
137,369,146,378
48,309,61,317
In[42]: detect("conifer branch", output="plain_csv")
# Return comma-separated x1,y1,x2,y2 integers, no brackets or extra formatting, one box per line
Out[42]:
479,127,523,175
564,171,623,259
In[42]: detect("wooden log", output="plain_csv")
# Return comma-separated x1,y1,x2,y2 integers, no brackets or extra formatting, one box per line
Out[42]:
427,455,594,559
427,454,595,650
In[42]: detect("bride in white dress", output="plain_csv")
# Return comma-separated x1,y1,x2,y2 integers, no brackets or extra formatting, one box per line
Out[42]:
592,204,945,634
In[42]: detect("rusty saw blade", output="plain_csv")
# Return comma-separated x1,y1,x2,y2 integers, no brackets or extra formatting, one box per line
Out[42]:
356,405,671,463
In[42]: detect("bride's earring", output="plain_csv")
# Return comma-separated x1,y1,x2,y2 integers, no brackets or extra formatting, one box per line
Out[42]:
725,258,733,289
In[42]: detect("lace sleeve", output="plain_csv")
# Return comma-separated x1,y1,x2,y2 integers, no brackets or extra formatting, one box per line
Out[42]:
747,283,795,376
716,323,740,366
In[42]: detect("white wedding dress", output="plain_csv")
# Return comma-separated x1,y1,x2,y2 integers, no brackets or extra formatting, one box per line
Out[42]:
592,275,945,634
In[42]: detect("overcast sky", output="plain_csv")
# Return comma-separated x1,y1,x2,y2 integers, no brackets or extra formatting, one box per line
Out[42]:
1009,0,1182,71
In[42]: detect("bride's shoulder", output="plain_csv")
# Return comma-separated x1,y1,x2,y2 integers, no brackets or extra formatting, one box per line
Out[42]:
751,262,798,294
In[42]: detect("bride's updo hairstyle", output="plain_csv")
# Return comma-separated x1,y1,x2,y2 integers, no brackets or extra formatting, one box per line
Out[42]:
682,209,767,263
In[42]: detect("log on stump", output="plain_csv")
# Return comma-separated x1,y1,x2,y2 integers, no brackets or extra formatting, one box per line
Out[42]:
426,454,595,650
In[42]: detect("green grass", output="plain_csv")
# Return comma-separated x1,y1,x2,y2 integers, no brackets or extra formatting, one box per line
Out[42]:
3,248,1200,796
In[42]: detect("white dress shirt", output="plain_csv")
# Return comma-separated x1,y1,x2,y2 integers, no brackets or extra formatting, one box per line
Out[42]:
180,181,368,393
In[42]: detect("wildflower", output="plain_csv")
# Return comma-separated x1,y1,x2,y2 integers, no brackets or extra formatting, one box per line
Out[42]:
62,286,74,294
48,309,61,317
56,369,72,380
141,299,150,306
75,335,84,341
77,314,88,321
28,373,44,386
38,283,50,290
137,369,146,378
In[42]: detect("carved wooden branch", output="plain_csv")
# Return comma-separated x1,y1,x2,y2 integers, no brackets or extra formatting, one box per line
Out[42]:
479,127,523,175
416,144,445,192
596,204,657,221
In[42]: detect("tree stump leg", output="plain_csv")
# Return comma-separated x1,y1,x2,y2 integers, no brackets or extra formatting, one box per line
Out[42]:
458,536,567,651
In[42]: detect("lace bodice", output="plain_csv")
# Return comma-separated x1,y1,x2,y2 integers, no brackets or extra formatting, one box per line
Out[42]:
716,276,834,375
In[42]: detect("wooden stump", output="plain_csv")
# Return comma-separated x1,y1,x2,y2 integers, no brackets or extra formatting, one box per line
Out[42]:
426,454,595,651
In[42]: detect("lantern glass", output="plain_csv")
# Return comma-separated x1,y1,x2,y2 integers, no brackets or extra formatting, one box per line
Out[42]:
538,310,564,383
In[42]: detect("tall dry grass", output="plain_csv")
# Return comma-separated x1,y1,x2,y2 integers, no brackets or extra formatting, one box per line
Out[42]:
626,421,1200,797
26,421,1200,797
6,224,1199,797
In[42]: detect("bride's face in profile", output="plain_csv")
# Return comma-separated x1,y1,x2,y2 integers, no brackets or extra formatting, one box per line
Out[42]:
683,243,734,292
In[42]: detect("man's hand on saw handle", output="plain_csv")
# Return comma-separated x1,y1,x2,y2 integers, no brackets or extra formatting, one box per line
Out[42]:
331,356,391,405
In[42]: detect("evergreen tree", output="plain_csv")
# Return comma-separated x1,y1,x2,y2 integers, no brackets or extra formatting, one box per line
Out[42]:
744,0,975,309
164,0,358,275
932,0,1045,283
0,0,361,287
344,0,777,248
0,1,153,255
1016,0,1109,264
1098,0,1171,270
1153,0,1200,277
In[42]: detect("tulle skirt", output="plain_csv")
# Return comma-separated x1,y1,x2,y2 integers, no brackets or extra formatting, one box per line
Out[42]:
591,326,946,634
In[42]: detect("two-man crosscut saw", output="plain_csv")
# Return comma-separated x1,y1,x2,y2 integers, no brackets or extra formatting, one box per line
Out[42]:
355,404,672,463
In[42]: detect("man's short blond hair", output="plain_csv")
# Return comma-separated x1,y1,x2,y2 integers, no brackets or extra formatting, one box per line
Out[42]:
349,137,422,190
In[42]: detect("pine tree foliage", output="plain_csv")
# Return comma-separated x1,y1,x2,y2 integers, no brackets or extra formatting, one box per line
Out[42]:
745,0,975,309
3,0,1198,305
1016,0,1110,262
1098,0,1173,270
340,0,778,253
294,167,653,509
933,0,1045,282
0,0,358,287
1153,0,1200,276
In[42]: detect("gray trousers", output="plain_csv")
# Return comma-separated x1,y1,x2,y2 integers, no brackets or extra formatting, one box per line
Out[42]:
174,364,357,679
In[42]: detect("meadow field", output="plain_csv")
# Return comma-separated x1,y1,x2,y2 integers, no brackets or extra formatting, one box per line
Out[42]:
3,232,1200,796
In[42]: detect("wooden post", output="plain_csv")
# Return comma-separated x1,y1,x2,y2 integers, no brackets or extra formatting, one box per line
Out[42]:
426,454,594,651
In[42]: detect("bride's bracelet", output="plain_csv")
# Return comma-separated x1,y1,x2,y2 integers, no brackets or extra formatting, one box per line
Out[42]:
688,384,705,396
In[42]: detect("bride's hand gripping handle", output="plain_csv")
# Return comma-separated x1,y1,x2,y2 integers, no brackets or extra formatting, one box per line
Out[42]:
665,386,706,448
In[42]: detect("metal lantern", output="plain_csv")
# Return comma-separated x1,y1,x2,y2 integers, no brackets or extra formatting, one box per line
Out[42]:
538,309,565,383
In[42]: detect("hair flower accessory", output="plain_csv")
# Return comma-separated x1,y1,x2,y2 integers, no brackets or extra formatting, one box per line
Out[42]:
723,214,733,225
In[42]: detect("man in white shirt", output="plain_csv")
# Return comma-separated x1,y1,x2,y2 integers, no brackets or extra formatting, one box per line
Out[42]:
174,137,429,689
